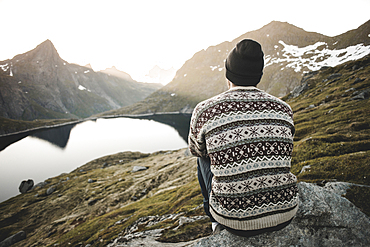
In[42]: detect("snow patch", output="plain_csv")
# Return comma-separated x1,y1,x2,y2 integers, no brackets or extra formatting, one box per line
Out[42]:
84,70,90,74
184,74,187,77
265,40,370,73
55,65,58,67
63,62,66,65
9,68,13,76
218,68,223,71
78,85,92,92
210,65,218,71
267,34,269,37
171,93,176,96
0,63,9,72
18,81,21,84
368,34,370,38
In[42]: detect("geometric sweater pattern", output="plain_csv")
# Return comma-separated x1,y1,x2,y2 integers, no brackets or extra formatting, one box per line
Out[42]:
188,86,299,231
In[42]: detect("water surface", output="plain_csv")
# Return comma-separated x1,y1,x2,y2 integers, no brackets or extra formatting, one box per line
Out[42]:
0,116,190,202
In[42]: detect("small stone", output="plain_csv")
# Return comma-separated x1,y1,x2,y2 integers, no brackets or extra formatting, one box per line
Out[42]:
0,231,26,247
131,166,148,173
88,199,98,206
46,186,56,195
88,179,96,183
300,165,311,174
33,181,48,189
353,78,365,84
19,179,34,194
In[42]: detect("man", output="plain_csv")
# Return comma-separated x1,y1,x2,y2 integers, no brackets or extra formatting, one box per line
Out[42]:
188,39,298,236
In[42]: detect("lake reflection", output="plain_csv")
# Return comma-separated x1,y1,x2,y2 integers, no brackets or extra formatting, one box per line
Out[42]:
0,116,190,202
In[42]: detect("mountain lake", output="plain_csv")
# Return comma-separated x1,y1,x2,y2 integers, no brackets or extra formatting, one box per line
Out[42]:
0,114,191,203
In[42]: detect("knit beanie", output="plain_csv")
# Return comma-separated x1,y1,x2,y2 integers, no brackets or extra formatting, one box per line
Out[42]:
225,39,264,86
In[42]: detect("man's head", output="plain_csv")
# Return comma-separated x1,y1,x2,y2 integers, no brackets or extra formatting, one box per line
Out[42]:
225,39,264,87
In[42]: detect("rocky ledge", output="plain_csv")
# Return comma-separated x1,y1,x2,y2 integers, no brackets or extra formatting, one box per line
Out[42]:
193,182,370,247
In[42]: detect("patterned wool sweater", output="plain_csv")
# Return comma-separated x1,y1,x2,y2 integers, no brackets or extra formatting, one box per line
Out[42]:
188,86,298,231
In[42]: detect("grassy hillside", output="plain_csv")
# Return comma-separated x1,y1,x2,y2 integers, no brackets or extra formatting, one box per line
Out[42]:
285,54,370,186
0,55,369,246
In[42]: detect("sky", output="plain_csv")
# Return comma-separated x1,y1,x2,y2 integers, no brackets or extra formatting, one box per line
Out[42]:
0,0,369,84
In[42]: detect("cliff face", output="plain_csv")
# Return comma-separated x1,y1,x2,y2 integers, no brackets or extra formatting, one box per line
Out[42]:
0,40,162,120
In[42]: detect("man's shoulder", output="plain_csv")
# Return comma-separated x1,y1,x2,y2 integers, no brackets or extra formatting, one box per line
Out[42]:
194,91,227,112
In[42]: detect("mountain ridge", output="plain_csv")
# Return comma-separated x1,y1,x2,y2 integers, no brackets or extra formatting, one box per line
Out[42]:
0,40,162,122
104,20,370,116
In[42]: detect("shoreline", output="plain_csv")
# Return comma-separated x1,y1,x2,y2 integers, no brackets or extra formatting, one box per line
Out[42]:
0,112,192,138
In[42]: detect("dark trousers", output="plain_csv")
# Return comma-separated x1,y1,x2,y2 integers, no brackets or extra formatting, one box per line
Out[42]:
197,157,293,236
197,156,216,223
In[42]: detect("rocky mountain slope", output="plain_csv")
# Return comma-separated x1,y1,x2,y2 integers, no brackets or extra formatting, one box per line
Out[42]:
106,19,370,115
0,54,369,246
0,40,162,120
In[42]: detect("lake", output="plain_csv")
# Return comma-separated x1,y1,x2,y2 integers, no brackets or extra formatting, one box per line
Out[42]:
0,114,191,203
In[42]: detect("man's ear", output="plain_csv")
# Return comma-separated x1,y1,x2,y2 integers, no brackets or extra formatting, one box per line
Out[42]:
227,80,232,89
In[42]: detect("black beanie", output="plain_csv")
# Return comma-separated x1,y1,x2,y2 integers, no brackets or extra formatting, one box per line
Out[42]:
225,39,264,86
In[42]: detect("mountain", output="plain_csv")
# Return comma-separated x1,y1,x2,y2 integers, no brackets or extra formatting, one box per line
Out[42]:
107,20,370,115
0,40,162,121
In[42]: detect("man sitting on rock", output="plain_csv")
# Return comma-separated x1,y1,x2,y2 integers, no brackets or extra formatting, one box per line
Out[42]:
188,39,298,236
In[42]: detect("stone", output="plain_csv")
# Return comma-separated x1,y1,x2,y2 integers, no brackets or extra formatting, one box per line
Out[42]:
327,73,342,80
0,231,26,247
19,179,34,194
88,179,96,183
46,186,56,195
290,81,309,98
353,78,365,84
131,166,148,173
33,181,48,189
299,165,311,174
193,182,370,247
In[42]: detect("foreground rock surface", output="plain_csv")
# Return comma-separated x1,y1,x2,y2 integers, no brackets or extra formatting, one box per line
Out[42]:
194,182,370,247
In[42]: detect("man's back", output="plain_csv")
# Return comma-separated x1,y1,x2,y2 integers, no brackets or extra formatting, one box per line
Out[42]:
189,86,298,231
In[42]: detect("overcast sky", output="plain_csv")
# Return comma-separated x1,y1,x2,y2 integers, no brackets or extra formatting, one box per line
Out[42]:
0,0,369,83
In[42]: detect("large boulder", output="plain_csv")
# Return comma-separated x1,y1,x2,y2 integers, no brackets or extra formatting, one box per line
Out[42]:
18,179,34,194
194,182,370,247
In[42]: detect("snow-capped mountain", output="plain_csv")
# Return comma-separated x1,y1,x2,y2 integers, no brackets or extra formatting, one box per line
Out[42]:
114,19,370,115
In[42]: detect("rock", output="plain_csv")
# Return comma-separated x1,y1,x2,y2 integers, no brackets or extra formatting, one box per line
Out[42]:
0,231,26,247
299,165,311,174
193,182,370,247
353,78,365,84
88,199,98,206
88,179,96,183
290,81,309,98
306,104,315,109
33,181,48,189
327,73,342,80
46,186,56,195
324,182,353,196
19,179,34,194
131,166,148,173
